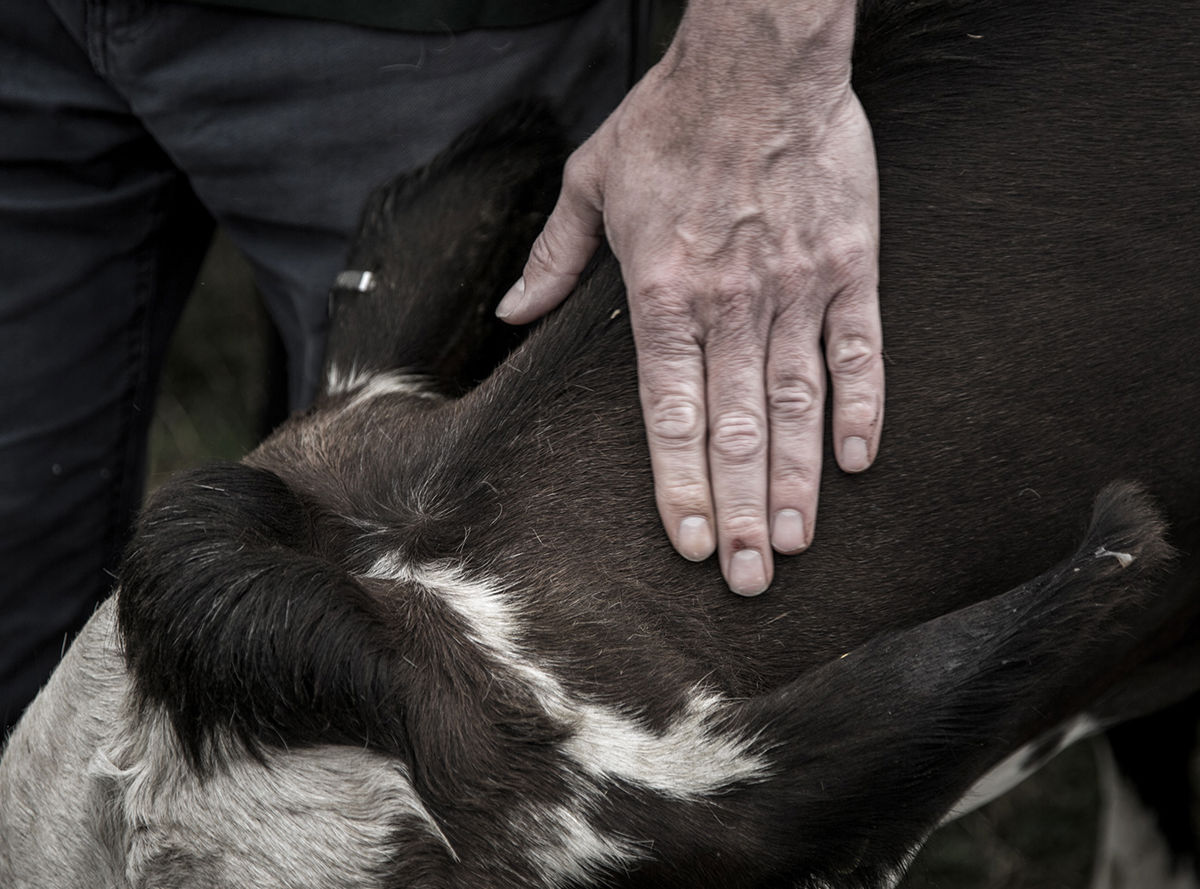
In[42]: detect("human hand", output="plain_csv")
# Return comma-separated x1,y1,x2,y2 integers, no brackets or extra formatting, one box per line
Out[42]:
496,1,883,596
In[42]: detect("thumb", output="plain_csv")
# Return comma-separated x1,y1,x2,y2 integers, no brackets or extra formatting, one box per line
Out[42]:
496,151,604,324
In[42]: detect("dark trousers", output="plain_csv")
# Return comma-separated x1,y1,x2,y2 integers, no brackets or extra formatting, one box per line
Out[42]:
0,0,630,734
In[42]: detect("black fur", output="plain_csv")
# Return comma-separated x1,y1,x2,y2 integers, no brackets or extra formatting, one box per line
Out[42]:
587,484,1176,889
119,463,417,767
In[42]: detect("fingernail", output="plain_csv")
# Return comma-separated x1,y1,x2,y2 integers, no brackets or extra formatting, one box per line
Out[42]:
729,549,768,597
842,436,870,472
677,515,715,561
496,277,525,320
771,509,806,553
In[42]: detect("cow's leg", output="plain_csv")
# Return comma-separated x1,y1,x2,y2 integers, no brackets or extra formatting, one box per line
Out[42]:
1091,698,1200,889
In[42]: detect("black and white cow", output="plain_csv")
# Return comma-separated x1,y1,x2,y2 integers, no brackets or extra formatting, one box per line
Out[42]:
2,0,1199,887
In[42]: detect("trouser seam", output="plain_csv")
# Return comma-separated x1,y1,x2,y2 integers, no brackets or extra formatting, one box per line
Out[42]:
104,184,161,581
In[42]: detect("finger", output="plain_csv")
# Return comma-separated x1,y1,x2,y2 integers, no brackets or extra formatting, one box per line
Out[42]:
825,271,884,474
704,297,773,596
496,150,604,325
633,298,716,565
766,303,826,555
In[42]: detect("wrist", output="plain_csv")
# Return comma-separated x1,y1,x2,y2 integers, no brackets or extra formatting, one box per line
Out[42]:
666,0,858,93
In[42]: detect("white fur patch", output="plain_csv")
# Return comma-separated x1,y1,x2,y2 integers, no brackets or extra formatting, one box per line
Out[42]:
0,599,131,889
1,600,454,889
516,803,644,886
324,364,441,404
96,709,455,888
564,692,766,797
363,557,768,799
366,558,679,882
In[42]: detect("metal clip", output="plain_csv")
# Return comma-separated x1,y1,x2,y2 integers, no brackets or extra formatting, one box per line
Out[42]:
334,270,377,293
329,269,378,318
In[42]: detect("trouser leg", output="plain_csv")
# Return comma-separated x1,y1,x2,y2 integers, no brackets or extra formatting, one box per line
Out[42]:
0,0,212,735
92,0,632,408
2,0,631,735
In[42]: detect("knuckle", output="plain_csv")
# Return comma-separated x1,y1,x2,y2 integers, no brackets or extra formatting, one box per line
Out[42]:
709,271,763,314
636,272,688,309
561,150,595,190
827,335,880,378
825,229,878,282
718,512,768,547
772,461,820,493
709,412,766,462
779,255,818,292
647,395,705,447
526,230,560,275
657,478,710,513
767,373,822,422
633,279,699,340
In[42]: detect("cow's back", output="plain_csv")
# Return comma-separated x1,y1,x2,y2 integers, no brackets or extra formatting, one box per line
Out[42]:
433,0,1200,692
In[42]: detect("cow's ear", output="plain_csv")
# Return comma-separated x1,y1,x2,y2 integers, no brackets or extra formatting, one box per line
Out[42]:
117,462,416,770
324,101,570,396
622,483,1175,888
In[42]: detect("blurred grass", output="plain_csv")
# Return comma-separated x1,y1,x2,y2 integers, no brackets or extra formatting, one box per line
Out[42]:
147,231,273,489
906,744,1098,889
